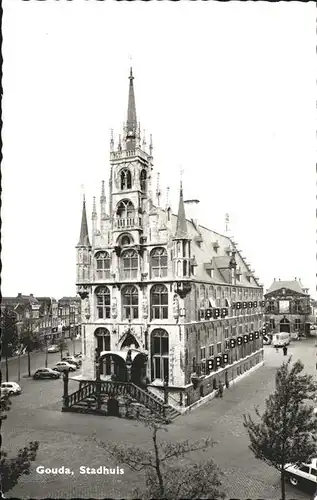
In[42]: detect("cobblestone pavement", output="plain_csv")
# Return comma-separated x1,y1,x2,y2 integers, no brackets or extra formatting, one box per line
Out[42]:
3,338,317,500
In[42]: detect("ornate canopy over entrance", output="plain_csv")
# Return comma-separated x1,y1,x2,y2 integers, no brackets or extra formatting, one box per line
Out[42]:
99,348,148,386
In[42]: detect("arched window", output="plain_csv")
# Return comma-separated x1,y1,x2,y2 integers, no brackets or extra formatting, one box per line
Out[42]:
140,169,147,192
151,329,169,382
119,234,132,247
94,327,111,352
122,285,139,319
120,169,132,190
150,285,168,320
121,249,138,280
95,286,111,319
150,248,167,278
95,251,111,280
116,200,135,229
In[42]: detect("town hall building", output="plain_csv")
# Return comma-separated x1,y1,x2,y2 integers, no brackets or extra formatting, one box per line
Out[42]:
73,69,264,413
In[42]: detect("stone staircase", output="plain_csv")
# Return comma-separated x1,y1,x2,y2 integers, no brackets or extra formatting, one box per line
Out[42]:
62,381,181,423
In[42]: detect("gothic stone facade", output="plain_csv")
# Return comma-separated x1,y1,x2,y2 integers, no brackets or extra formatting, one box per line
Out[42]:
75,70,264,406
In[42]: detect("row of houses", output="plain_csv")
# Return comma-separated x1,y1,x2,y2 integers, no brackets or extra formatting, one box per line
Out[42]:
1,294,81,343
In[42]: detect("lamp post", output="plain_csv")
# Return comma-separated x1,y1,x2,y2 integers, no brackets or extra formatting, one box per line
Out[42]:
95,348,101,411
45,334,48,368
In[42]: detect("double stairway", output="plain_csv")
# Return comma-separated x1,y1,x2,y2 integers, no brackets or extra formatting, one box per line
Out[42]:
62,380,180,423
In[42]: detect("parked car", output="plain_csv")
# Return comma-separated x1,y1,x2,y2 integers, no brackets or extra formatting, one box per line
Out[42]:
33,368,61,380
285,459,317,489
1,382,22,395
47,345,60,353
62,356,81,367
53,361,76,372
74,353,83,359
272,332,291,347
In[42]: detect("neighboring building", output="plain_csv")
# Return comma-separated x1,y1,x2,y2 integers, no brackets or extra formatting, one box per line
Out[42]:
1,293,41,330
37,297,59,342
264,278,311,336
74,69,264,410
58,297,81,339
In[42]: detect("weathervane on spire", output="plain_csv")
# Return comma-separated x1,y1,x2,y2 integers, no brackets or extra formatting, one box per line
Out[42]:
180,167,184,189
156,173,161,207
225,213,230,233
80,184,85,203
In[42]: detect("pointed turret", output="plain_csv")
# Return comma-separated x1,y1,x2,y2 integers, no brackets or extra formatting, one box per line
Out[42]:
126,67,137,150
174,182,188,239
77,196,91,247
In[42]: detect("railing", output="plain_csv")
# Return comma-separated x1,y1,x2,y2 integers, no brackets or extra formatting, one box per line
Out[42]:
110,148,149,162
128,383,166,416
113,217,142,230
99,381,130,397
65,380,171,419
64,382,96,408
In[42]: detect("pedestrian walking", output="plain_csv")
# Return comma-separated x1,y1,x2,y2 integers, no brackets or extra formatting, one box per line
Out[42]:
283,345,288,356
218,382,223,398
275,346,279,353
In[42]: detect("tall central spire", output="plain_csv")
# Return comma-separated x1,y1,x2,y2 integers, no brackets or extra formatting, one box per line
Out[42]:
126,67,137,150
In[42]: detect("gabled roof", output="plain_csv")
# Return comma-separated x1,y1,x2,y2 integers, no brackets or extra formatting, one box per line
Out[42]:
266,280,308,296
154,206,261,287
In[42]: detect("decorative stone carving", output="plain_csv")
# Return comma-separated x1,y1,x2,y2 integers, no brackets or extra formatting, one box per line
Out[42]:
173,294,180,319
77,286,89,300
111,297,118,319
175,281,192,299
83,297,90,320
142,296,148,319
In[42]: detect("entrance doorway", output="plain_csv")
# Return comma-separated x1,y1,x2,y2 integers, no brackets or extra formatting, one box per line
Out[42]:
280,318,290,333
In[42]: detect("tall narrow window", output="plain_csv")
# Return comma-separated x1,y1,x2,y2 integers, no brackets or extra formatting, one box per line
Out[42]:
95,286,111,319
121,249,138,280
95,251,111,280
150,285,168,320
94,328,111,352
120,169,132,190
150,248,168,278
151,329,169,381
140,169,147,192
122,285,139,319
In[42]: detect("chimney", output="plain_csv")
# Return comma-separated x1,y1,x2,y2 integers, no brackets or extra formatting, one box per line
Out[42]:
17,293,22,298
184,199,200,231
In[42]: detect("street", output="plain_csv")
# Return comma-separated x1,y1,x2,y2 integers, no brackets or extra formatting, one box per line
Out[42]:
0,339,82,383
2,338,317,500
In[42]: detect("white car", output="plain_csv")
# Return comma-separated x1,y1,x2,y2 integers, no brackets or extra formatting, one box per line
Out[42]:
1,382,22,395
285,458,317,488
53,361,76,372
47,345,60,353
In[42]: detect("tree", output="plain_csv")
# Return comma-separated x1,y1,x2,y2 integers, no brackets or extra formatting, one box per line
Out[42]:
1,308,19,381
0,391,39,496
20,318,40,377
243,358,317,500
91,412,224,499
56,337,68,360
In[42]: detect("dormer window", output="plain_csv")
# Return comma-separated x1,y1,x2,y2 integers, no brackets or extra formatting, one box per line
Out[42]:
140,169,147,192
120,168,132,190
213,241,219,253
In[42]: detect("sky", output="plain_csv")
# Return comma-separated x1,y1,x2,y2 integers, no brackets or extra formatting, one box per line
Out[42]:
2,1,316,300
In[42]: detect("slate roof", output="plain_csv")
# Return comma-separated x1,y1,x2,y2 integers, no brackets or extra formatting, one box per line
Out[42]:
156,207,260,287
266,280,308,296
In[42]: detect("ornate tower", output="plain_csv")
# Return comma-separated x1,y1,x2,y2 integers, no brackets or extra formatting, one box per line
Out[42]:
76,196,92,287
109,68,153,248
172,182,191,278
